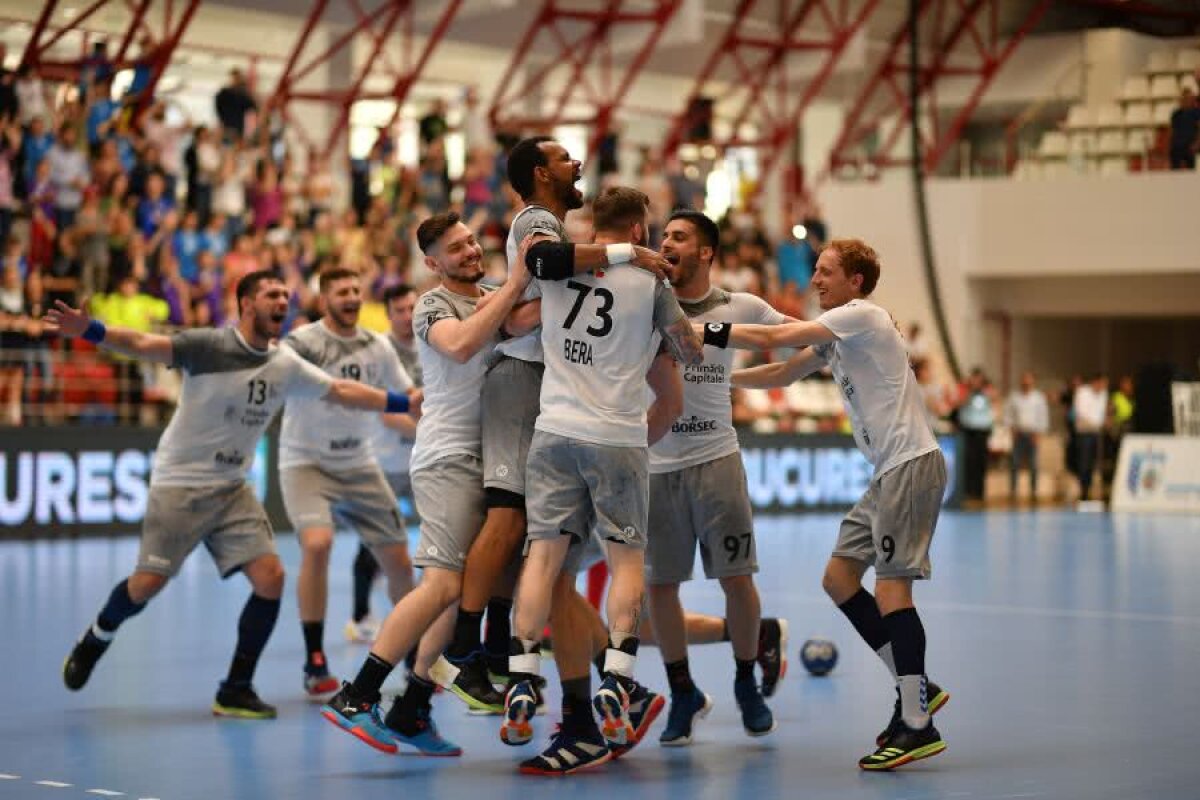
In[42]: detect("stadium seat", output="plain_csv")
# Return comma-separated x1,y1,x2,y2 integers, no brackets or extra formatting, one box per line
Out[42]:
1098,156,1128,176
1153,100,1176,125
1125,129,1152,155
1065,104,1093,129
1096,130,1126,156
1094,103,1123,128
1068,131,1095,155
1038,131,1068,159
1120,76,1150,102
1183,74,1199,95
1147,50,1177,74
1123,102,1152,128
1150,74,1179,100
1177,49,1200,72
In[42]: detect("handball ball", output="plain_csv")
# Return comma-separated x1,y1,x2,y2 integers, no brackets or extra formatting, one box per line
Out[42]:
800,638,838,676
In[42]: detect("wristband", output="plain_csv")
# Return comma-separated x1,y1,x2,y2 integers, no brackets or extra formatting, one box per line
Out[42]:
385,391,410,414
605,243,634,265
702,322,732,348
82,319,107,344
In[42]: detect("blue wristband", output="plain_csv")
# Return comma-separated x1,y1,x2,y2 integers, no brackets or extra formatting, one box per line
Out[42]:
385,391,410,414
82,319,107,344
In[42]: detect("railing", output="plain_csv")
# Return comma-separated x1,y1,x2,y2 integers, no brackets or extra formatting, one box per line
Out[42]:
1003,57,1088,173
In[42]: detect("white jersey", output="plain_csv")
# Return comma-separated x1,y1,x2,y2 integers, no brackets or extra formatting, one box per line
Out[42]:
495,205,567,364
811,299,940,476
650,288,785,473
279,321,412,472
152,328,333,488
410,285,495,473
536,265,688,448
373,334,422,475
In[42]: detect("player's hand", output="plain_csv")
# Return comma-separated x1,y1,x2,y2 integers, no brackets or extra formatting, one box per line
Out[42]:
42,299,91,338
510,235,534,288
407,388,423,420
631,245,670,282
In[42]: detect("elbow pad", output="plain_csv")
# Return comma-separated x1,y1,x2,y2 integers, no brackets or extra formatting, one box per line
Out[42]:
527,240,575,280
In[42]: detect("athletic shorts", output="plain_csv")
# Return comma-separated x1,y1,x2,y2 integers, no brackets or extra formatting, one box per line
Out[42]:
832,449,947,580
646,451,757,585
481,354,544,496
138,482,274,579
279,463,405,548
525,430,648,550
411,454,486,572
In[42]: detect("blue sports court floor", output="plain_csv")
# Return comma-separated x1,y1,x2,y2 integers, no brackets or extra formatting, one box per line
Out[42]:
3,509,1198,800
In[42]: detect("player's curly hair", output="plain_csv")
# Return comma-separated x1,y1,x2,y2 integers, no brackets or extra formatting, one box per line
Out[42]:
825,238,880,296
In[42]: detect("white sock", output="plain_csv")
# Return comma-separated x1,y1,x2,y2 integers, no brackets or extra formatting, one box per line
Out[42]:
876,642,898,679
603,647,637,679
897,674,930,730
91,623,115,642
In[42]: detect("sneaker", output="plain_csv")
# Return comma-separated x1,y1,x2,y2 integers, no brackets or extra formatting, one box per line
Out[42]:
876,679,949,746
63,629,110,691
383,703,463,757
430,654,504,715
860,721,946,771
593,676,634,748
212,682,277,720
485,649,509,685
320,683,397,754
304,655,341,701
610,681,665,759
659,687,713,747
519,726,612,776
756,617,789,697
500,680,539,746
734,677,775,737
344,616,381,644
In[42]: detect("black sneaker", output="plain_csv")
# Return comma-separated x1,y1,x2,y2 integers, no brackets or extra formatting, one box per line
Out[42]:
63,629,110,691
876,679,949,746
519,725,612,776
320,682,397,753
447,654,505,715
859,721,945,770
212,682,277,720
756,617,789,698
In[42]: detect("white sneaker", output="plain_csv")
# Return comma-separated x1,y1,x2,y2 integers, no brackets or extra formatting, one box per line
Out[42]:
344,616,381,644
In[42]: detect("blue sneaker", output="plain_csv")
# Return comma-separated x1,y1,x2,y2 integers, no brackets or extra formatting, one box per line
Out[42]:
321,683,397,754
659,687,713,747
611,681,665,759
519,725,612,776
384,704,463,757
593,676,634,747
734,677,775,737
501,680,538,746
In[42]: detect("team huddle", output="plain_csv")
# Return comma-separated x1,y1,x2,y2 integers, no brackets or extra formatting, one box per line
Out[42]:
47,136,949,775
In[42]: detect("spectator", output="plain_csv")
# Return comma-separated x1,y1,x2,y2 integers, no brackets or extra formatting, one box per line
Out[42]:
46,122,89,229
28,159,56,271
0,259,28,423
304,151,334,225
89,274,168,424
78,41,113,97
460,86,490,151
1169,89,1200,170
85,78,119,147
1111,375,1135,435
0,45,17,122
0,119,17,243
200,212,229,262
1073,374,1108,504
15,65,49,128
184,124,219,223
915,360,953,427
129,142,168,200
957,367,995,503
418,97,449,147
250,159,283,231
20,115,54,194
212,148,247,238
141,101,187,189
172,209,203,284
124,35,162,114
75,191,108,297
214,68,257,142
1005,371,1049,502
135,172,174,238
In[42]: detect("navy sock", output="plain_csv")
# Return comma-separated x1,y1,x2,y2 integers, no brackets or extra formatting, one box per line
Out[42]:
94,579,147,635
484,597,513,656
226,594,281,686
446,609,484,662
302,621,325,669
882,608,926,677
735,657,756,683
838,588,890,651
665,658,695,694
351,544,378,622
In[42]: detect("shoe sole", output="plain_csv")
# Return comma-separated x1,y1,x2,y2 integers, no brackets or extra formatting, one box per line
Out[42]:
394,739,463,758
744,718,777,738
500,699,536,746
875,690,950,747
320,709,398,754
659,693,714,748
212,703,277,720
450,684,504,715
594,689,634,747
860,740,946,771
304,677,341,703
611,694,666,759
519,750,613,776
761,619,789,698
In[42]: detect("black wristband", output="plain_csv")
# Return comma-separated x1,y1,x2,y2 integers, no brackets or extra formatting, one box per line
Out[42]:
702,322,732,348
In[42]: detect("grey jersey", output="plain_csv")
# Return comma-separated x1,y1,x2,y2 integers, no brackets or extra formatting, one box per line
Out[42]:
410,285,496,473
536,266,688,448
496,205,568,364
152,328,333,488
374,334,422,475
279,321,412,472
650,289,785,473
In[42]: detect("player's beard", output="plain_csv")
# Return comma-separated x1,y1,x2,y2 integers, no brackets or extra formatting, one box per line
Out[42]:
559,179,584,211
254,310,283,342
450,256,484,284
329,304,360,329
671,255,701,288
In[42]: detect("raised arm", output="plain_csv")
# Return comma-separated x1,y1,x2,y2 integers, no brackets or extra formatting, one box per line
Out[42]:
697,319,837,351
526,235,670,282
427,256,530,364
645,351,683,446
42,299,174,364
732,347,826,389
324,382,423,417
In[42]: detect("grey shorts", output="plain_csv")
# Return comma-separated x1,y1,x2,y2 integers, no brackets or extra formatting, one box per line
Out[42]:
138,482,275,579
525,430,648,550
280,463,405,548
481,354,544,496
646,451,758,585
563,529,607,575
411,454,486,572
833,449,947,580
